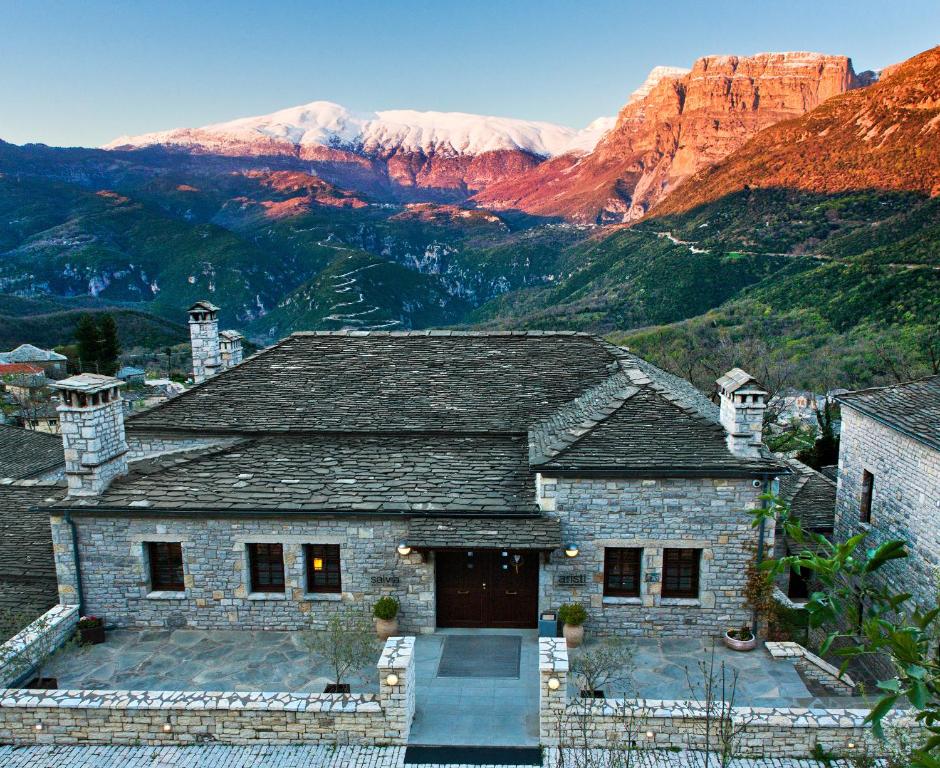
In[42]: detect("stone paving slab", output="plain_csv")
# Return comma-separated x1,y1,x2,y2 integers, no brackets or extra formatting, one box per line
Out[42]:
0,745,865,767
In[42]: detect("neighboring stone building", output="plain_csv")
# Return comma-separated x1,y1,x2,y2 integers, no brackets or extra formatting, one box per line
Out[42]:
116,366,146,385
834,375,940,610
219,330,244,370
0,345,67,379
188,301,244,383
46,322,785,639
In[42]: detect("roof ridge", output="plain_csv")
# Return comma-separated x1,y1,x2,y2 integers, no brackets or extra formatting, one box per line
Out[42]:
621,363,727,437
289,329,600,338
837,373,940,402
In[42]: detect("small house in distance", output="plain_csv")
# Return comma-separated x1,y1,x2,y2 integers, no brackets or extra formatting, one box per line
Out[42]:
116,366,146,385
0,345,67,379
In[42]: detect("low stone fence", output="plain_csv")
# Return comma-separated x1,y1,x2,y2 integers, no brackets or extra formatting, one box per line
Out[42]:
0,605,79,688
765,641,855,694
0,636,415,746
539,638,911,758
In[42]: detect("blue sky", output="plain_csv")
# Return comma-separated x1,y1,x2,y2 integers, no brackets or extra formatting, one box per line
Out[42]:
2,0,938,147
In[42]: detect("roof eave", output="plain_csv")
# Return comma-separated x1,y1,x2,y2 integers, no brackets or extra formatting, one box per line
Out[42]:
835,400,940,453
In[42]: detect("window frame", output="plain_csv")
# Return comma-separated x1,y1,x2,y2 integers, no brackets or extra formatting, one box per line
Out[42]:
247,543,286,594
603,547,642,598
147,541,185,592
661,547,701,599
305,544,342,594
859,470,874,524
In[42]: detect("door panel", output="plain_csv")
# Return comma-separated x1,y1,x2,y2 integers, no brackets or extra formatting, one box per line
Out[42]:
435,549,538,628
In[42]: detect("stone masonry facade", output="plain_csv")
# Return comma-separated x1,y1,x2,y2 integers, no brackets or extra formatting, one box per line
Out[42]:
835,407,940,609
538,475,769,637
52,513,436,633
58,396,128,497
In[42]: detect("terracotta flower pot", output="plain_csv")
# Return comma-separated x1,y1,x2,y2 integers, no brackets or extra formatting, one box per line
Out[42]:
723,629,758,652
563,623,584,648
375,617,399,641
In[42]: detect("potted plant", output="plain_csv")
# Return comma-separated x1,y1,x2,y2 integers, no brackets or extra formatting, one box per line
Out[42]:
304,610,376,694
77,615,105,645
723,623,758,652
373,596,399,641
558,603,587,648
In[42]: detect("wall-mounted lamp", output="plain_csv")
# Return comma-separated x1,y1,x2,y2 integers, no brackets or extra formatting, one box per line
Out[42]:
162,720,173,733
396,542,412,557
847,742,856,750
547,677,560,690
34,722,43,732
564,543,579,558
645,730,655,740
385,673,400,686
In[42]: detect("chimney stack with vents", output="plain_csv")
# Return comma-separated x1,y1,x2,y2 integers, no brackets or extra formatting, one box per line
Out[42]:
219,330,244,371
716,368,767,459
188,300,221,383
54,374,128,496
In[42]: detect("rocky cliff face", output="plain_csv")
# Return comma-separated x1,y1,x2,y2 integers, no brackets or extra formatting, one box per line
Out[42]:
654,46,940,213
473,52,861,222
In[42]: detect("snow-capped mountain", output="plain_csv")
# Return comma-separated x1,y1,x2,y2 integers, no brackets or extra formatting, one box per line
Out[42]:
105,101,611,158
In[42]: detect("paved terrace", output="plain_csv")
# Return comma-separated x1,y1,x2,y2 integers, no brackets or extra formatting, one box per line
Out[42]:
0,745,871,767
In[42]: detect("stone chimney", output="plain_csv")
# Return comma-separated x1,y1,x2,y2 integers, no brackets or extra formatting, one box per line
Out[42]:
54,374,128,496
716,368,767,458
188,300,221,383
219,330,244,371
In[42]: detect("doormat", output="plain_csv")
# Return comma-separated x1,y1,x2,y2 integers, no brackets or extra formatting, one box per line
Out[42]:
436,634,521,678
404,746,542,765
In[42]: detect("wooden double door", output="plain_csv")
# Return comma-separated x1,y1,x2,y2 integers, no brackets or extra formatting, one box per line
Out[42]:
435,549,539,628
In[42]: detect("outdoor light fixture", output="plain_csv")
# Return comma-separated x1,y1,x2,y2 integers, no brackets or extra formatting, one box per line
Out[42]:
397,541,412,557
564,543,579,558
385,673,400,686
847,742,856,750
547,677,561,691
163,720,173,733
645,730,655,740
34,722,43,732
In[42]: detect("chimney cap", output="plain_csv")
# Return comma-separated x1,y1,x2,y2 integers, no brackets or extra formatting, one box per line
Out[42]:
53,373,125,394
716,367,767,395
188,300,220,314
220,330,244,341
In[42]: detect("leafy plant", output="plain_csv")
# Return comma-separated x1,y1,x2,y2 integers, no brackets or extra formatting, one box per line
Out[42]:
570,638,634,696
303,609,376,689
76,615,103,630
372,596,399,621
558,603,587,626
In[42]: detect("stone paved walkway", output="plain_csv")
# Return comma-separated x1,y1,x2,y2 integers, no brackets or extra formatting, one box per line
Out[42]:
0,745,866,767
44,628,379,693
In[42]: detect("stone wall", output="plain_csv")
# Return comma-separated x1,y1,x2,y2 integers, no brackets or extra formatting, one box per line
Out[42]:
765,642,855,695
538,638,911,758
188,315,220,384
53,513,436,633
538,475,769,637
835,407,940,610
58,397,128,497
0,636,415,746
125,434,240,462
0,604,79,688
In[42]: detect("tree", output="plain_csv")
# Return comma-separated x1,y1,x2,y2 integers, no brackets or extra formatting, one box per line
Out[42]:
752,497,939,766
303,609,376,692
97,314,121,376
75,314,101,373
569,638,635,697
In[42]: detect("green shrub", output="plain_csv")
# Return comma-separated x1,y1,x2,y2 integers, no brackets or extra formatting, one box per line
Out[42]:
373,596,399,621
558,603,587,626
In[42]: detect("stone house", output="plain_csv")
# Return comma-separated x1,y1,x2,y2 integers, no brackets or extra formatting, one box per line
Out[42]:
0,345,67,379
44,308,785,639
834,375,940,610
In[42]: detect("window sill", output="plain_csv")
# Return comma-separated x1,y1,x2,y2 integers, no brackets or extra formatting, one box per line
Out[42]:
303,592,343,602
146,590,187,600
247,592,287,601
602,596,642,606
659,598,701,607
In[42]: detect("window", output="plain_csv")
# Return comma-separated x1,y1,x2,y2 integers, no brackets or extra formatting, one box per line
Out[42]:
248,543,285,593
148,542,184,592
603,548,642,597
662,548,700,599
859,470,874,524
305,544,341,593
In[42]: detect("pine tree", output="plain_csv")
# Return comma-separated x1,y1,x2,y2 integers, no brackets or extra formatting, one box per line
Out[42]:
74,314,101,373
97,314,121,376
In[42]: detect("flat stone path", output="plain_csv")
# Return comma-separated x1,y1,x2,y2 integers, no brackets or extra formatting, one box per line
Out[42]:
0,745,862,767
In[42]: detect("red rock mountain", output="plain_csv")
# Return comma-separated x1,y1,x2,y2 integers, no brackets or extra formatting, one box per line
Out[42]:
654,46,940,215
473,52,862,223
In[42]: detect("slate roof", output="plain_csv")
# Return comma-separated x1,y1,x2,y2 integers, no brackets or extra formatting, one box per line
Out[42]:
0,425,64,480
128,332,620,434
778,460,836,533
836,375,940,452
0,344,67,364
0,483,62,626
67,434,537,515
407,516,562,549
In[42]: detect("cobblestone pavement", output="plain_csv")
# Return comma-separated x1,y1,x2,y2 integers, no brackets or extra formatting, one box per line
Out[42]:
0,745,865,767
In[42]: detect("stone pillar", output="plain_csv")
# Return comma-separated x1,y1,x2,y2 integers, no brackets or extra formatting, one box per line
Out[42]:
187,300,221,384
539,637,568,746
716,368,767,458
54,374,128,497
377,635,415,745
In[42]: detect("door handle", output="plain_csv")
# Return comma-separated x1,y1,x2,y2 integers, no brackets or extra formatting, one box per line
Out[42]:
505,590,518,595
457,590,470,595
482,583,487,590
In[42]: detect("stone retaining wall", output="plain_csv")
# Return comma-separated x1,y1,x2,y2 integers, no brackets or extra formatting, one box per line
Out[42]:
538,638,910,758
765,642,855,695
0,636,415,747
0,605,79,688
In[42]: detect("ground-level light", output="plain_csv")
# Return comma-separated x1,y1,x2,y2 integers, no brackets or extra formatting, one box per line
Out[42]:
547,677,561,690
385,673,400,686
